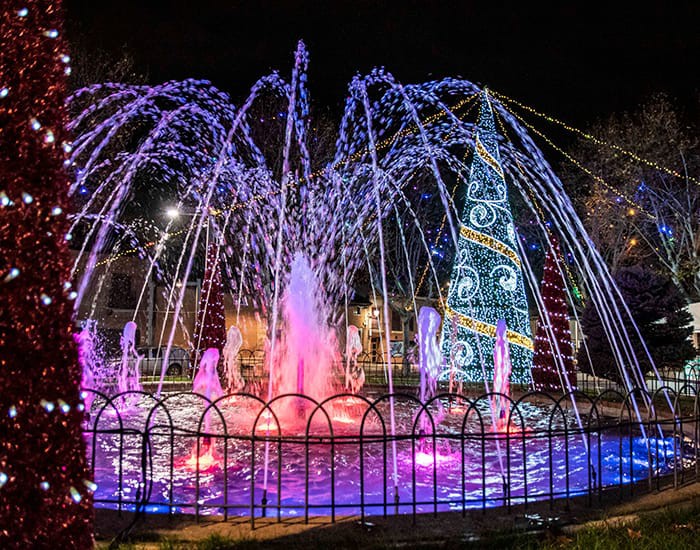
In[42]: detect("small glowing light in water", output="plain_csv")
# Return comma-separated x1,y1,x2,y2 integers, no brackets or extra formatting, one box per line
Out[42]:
414,451,455,467
255,411,279,432
40,294,52,305
8,406,17,418
17,8,28,17
40,481,50,490
184,449,217,471
41,400,55,412
51,206,62,215
58,400,70,413
30,118,41,131
415,452,435,467
332,413,355,424
256,420,279,432
0,88,8,98
22,192,33,204
0,472,7,487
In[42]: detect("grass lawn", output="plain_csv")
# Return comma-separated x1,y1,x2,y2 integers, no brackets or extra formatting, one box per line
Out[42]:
99,503,700,549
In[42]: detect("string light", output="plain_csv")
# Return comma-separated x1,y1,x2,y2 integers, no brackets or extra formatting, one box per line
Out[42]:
503,105,653,218
492,104,583,305
79,94,480,270
4,267,20,282
492,90,700,188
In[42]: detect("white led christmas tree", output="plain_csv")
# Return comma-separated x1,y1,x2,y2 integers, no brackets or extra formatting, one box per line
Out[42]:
440,92,533,383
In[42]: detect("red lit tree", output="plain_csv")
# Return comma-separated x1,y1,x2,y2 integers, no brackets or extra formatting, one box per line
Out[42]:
0,2,93,547
531,238,577,393
192,242,227,368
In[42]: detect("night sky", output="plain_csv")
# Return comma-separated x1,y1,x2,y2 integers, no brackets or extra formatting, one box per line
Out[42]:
65,1,699,127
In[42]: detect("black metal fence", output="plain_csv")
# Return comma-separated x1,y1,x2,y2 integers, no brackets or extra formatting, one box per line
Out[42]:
235,349,700,393
84,383,700,527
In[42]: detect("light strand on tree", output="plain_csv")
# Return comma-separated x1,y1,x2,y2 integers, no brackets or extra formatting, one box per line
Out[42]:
0,1,93,547
531,237,576,393
440,91,533,383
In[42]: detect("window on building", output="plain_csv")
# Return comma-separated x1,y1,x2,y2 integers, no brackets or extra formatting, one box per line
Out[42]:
391,310,402,332
389,311,416,332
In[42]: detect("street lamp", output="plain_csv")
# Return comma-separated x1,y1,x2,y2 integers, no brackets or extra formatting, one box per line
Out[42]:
165,206,180,220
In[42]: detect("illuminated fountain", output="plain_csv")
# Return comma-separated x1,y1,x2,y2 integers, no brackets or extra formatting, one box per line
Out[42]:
271,253,339,404
344,324,364,394
68,41,694,519
74,320,100,414
115,321,142,412
223,326,244,392
187,347,224,469
491,319,512,433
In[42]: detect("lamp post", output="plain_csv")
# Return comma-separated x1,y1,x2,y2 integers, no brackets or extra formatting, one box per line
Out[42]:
156,204,217,395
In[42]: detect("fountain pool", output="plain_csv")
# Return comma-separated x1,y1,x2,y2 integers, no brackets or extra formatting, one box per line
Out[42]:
84,389,692,519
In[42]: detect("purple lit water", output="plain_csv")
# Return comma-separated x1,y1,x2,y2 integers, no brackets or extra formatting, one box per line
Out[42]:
86,393,682,517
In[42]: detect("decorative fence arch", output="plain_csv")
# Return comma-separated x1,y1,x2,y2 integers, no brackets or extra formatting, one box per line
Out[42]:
84,383,700,526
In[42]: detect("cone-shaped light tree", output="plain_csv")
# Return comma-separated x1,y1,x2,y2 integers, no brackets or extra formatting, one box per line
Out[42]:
0,1,93,547
531,238,576,393
192,242,227,367
440,92,533,383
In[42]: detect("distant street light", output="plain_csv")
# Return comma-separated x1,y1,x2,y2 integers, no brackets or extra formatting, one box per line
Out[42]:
165,207,180,220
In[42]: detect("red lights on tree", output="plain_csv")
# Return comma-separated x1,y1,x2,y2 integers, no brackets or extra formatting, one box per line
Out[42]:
0,1,93,547
192,242,227,369
531,238,577,394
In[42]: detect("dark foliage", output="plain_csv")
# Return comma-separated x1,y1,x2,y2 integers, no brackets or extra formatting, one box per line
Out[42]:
578,265,694,382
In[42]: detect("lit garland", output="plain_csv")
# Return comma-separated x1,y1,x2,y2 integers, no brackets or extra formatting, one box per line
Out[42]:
490,106,584,304
0,1,93,546
460,225,521,268
492,90,700,188
501,104,654,220
440,92,533,384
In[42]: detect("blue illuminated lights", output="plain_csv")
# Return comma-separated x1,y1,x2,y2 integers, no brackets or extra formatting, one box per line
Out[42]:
440,92,533,383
